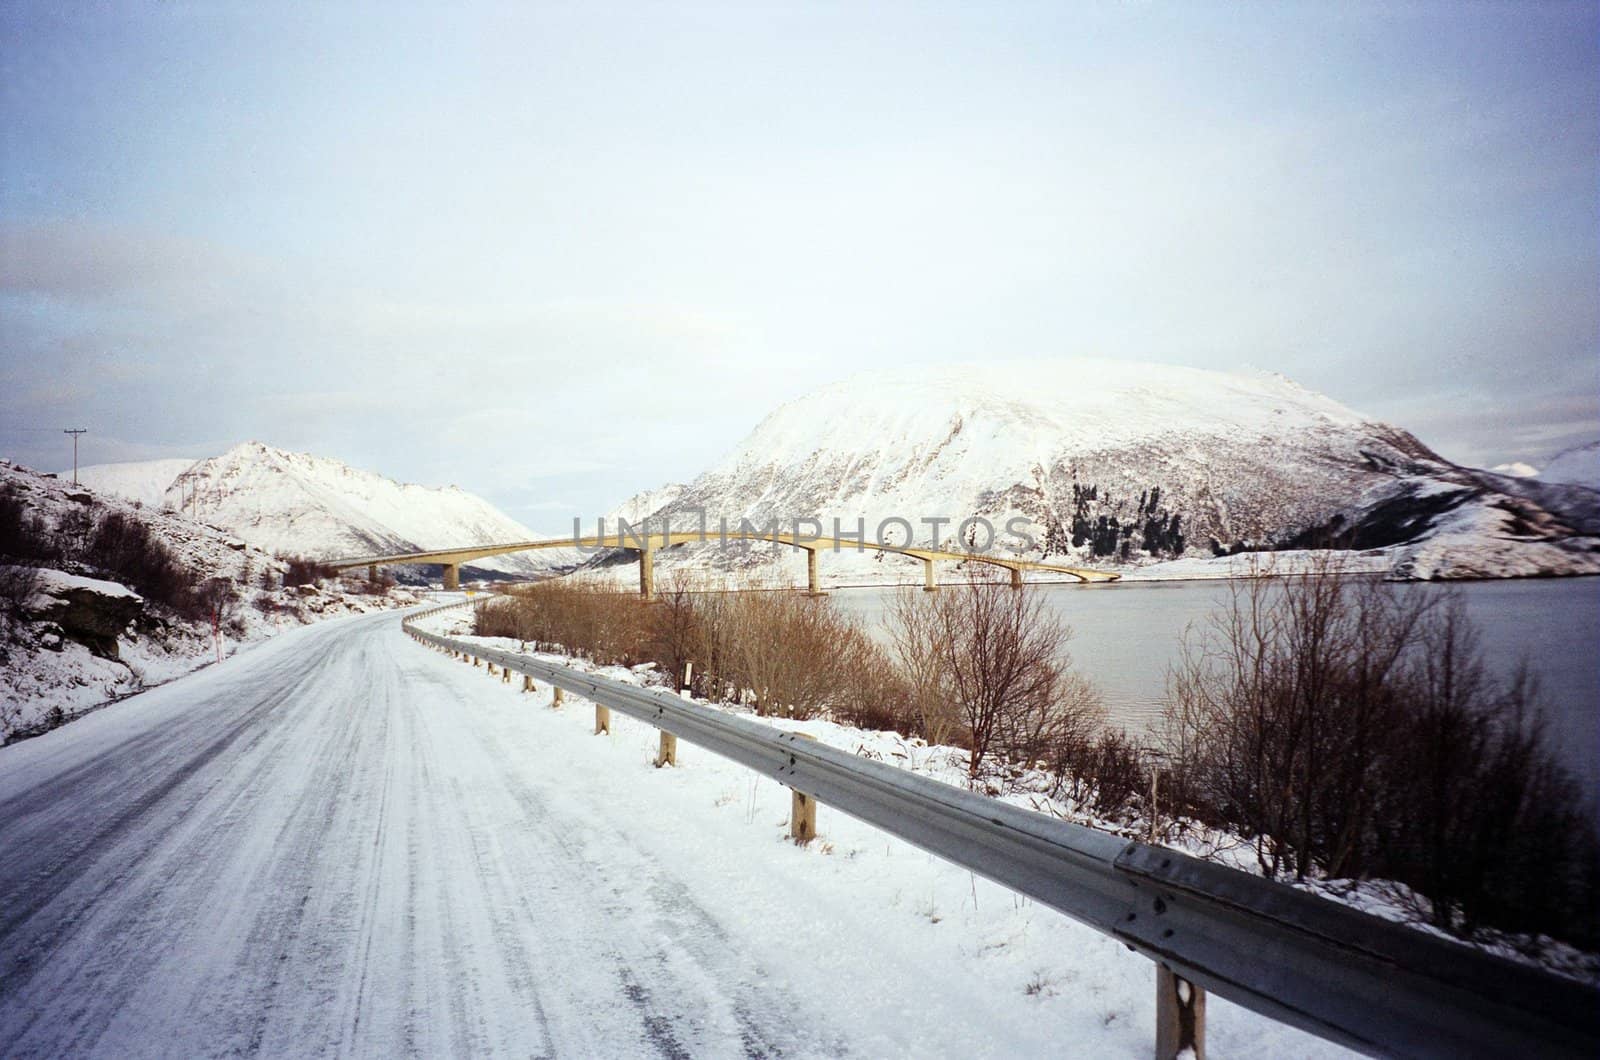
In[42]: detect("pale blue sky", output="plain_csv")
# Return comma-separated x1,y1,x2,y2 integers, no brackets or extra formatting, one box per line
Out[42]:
2,2,1596,531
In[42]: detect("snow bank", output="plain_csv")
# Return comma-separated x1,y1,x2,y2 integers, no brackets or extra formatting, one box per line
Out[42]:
415,604,1600,987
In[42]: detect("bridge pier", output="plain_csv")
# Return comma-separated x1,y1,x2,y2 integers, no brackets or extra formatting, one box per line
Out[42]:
442,563,460,591
923,558,938,592
638,547,655,600
805,548,825,596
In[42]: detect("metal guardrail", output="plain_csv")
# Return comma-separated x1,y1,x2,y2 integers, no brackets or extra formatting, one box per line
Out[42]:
403,604,1600,1059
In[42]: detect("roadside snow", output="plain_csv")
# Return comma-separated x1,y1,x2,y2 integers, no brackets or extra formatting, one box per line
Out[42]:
419,601,1600,988
404,606,1357,1057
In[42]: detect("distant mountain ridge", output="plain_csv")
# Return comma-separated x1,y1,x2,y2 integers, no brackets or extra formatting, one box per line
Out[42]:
76,443,543,576
1539,441,1600,490
76,458,200,508
611,359,1600,581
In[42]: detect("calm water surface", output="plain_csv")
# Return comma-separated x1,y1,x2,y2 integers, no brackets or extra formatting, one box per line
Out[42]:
832,576,1600,796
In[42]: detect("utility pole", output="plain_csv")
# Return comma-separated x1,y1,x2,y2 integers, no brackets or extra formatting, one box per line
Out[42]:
63,428,87,485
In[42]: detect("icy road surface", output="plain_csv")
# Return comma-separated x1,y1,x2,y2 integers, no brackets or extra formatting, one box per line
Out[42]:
0,609,1350,1058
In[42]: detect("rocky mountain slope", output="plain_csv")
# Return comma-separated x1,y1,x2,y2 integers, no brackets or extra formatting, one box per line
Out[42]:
611,360,1600,582
77,442,544,578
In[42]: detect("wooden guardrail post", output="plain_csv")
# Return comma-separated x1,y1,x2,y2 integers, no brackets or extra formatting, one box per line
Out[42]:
502,667,511,683
654,660,687,767
595,703,611,735
789,732,819,843
488,662,497,677
522,674,534,693
1155,965,1206,1060
552,686,563,709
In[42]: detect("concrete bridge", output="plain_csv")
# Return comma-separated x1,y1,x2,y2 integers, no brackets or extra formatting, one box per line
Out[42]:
330,530,1118,596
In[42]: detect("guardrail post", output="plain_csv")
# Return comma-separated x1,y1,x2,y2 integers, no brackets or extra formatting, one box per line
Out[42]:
1155,965,1206,1060
522,675,534,693
789,733,819,843
502,667,511,684
488,662,497,677
656,730,677,767
473,655,480,667
595,703,611,735
553,686,563,709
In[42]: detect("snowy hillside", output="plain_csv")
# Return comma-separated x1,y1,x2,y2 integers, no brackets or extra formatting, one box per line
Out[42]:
608,360,1600,582
75,458,199,507
1540,441,1600,491
0,458,421,740
101,442,546,576
608,482,687,526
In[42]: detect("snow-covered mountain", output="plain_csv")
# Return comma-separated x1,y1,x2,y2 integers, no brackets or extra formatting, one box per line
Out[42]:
76,458,199,508
79,443,546,576
611,360,1600,581
608,482,687,526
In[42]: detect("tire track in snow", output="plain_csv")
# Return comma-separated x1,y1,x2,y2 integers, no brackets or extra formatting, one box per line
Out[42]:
0,610,852,1058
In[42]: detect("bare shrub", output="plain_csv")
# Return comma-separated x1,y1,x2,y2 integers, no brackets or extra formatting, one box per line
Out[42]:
193,577,240,626
921,576,1107,784
85,511,195,615
0,563,43,611
281,555,339,588
725,591,873,719
0,485,55,562
55,504,96,561
482,577,645,665
887,585,962,745
1051,729,1150,818
894,575,1104,784
481,575,898,724
1162,555,1600,947
341,572,396,595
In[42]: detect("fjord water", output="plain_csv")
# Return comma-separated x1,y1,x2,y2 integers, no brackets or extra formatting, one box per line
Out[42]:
832,577,1600,799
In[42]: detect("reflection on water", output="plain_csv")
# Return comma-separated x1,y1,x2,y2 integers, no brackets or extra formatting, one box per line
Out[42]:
830,576,1600,797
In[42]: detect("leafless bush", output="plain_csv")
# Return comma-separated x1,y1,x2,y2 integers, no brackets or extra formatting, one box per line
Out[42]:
85,511,196,615
341,572,396,595
0,563,43,611
481,576,644,665
1050,729,1150,818
1162,555,1599,946
281,555,339,588
892,575,1105,784
481,574,897,723
0,485,54,562
887,585,962,745
725,591,874,719
193,577,240,625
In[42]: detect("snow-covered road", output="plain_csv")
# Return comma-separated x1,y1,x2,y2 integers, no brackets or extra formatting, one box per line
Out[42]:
0,608,1349,1058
